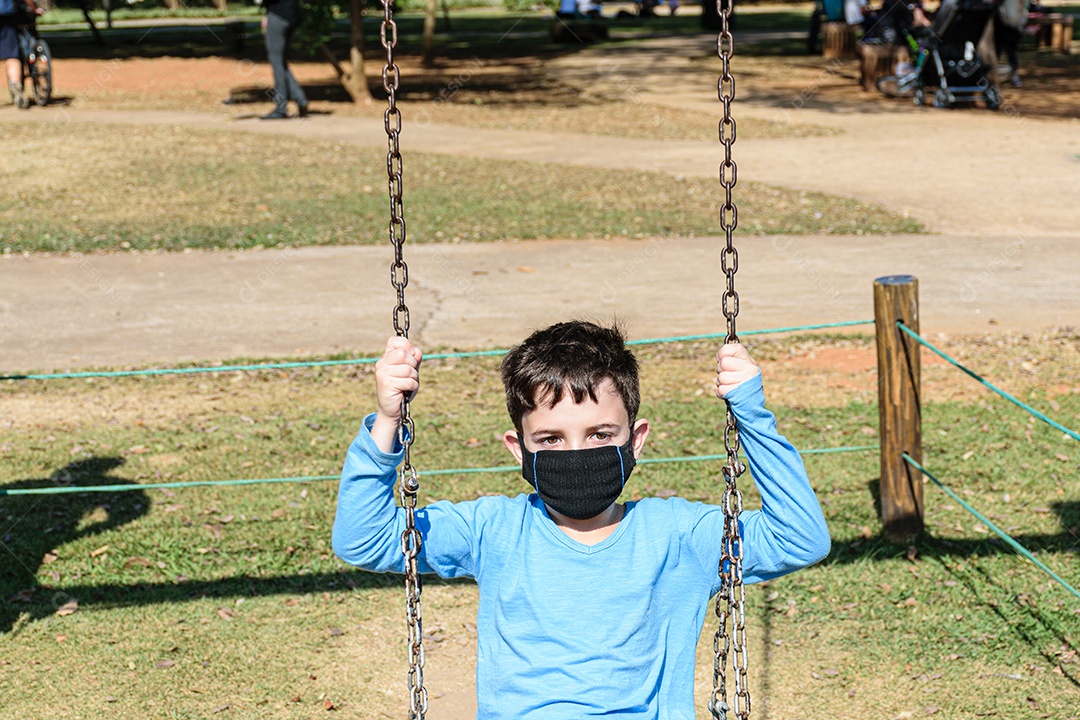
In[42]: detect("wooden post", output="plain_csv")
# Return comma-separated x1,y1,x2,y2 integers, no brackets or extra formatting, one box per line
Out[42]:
822,21,856,60
421,0,438,67
874,275,923,542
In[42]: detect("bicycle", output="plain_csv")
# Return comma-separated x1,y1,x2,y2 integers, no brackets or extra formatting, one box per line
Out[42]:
874,27,933,105
15,7,51,107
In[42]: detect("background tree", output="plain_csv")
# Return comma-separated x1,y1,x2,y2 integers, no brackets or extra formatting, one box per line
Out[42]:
298,0,372,102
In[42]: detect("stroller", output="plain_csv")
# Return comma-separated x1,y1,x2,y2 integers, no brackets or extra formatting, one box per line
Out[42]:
919,0,1002,108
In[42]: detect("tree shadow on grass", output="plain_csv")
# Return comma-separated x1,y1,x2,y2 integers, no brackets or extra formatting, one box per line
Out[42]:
0,457,469,635
0,458,149,634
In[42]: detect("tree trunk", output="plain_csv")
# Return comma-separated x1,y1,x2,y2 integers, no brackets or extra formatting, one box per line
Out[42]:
421,0,438,68
701,0,733,30
343,0,372,103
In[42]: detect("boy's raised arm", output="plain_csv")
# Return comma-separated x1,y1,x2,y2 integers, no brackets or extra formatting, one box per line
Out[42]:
332,337,479,579
693,344,831,585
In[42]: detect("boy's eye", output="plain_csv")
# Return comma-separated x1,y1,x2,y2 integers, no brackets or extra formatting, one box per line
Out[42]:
539,437,560,446
592,432,611,441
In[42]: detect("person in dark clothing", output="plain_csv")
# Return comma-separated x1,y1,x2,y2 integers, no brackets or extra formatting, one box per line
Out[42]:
262,0,308,119
995,0,1028,87
1,0,41,109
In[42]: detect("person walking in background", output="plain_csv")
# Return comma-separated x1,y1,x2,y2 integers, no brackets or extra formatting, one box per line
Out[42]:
0,0,40,109
262,0,308,120
995,0,1028,87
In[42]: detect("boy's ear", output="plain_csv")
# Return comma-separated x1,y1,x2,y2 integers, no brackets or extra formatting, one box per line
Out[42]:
630,418,651,460
503,431,524,465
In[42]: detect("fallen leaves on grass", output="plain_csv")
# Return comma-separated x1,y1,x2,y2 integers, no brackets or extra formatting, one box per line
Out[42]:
56,598,78,616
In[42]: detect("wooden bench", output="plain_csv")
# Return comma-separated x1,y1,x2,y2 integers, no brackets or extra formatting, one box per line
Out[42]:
855,41,910,91
1026,13,1074,54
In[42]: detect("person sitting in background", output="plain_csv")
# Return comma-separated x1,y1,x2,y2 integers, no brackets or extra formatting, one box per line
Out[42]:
0,0,40,109
877,0,931,43
844,0,876,34
845,0,868,25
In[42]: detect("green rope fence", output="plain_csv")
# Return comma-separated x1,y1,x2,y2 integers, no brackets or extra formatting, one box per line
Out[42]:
902,453,1080,603
0,320,874,382
0,444,878,496
897,322,1080,443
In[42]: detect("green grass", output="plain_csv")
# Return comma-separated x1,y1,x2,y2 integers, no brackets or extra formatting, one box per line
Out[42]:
0,122,920,254
39,0,505,26
38,5,264,26
1,332,1078,718
36,5,829,60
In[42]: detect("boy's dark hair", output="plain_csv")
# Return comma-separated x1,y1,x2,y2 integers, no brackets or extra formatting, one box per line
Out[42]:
500,321,640,433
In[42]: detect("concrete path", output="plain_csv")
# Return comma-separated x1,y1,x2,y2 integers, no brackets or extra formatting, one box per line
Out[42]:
2,234,1075,373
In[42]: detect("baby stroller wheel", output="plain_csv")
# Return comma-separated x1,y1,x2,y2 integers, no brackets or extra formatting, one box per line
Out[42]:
984,85,1001,110
914,87,925,106
932,88,952,108
876,75,916,99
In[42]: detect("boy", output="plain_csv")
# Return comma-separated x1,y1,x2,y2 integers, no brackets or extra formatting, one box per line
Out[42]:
332,321,830,718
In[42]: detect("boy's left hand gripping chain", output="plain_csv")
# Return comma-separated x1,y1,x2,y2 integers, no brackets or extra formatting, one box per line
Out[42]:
380,0,428,716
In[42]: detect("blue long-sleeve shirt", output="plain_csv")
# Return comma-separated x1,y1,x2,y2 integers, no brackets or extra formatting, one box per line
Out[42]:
332,374,830,719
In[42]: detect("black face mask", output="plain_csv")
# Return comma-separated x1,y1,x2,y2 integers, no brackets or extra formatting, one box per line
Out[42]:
518,436,637,520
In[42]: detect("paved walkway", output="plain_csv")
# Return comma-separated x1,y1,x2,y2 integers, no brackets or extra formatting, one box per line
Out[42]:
3,233,1075,372
2,37,1078,373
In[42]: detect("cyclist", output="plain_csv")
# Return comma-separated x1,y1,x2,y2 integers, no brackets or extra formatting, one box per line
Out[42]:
1,0,41,109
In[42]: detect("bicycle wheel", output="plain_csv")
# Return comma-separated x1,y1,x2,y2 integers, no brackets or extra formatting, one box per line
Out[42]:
876,74,917,99
30,38,52,106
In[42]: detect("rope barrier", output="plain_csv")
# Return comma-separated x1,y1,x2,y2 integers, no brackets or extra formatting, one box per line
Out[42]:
897,323,1080,443
0,320,874,382
902,453,1080,603
0,444,878,496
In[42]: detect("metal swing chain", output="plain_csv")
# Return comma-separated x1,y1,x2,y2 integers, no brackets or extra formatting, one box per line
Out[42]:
379,2,428,718
710,1,750,719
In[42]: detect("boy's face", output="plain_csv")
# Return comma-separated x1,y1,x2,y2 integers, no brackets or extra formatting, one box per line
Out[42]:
502,378,650,462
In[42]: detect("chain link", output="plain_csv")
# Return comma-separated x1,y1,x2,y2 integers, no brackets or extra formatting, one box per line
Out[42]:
710,1,750,719
379,2,427,717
